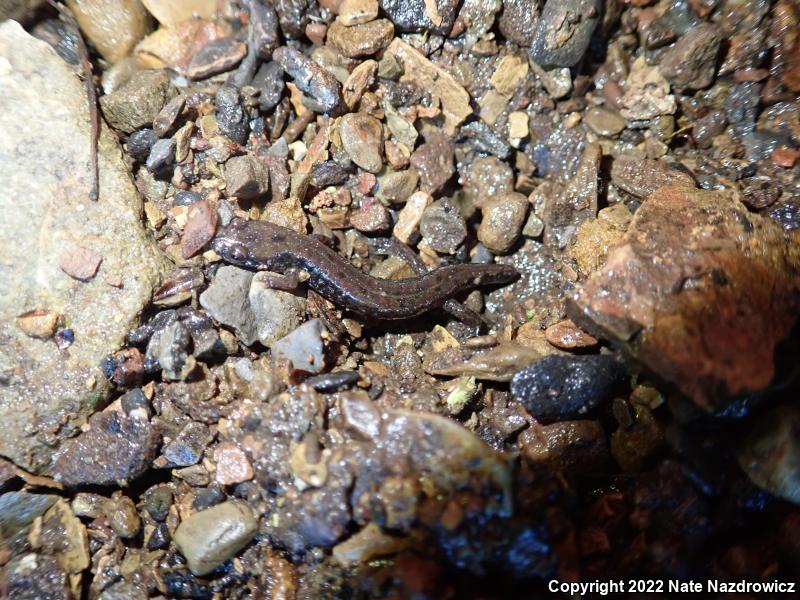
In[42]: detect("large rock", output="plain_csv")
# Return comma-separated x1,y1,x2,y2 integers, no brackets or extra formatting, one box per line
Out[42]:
569,185,800,411
0,22,167,472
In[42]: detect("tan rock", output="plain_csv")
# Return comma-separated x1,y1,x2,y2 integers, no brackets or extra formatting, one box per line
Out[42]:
385,38,472,135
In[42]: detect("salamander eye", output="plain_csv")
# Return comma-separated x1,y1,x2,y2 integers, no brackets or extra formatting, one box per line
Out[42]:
226,242,248,263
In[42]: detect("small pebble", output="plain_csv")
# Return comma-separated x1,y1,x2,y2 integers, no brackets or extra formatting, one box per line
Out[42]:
350,198,391,232
99,69,175,134
271,318,327,373
15,309,60,339
146,138,176,172
584,106,626,137
477,193,529,254
182,200,218,259
338,0,379,26
545,319,598,349
420,198,467,254
127,128,158,161
327,19,394,58
376,169,418,204
59,246,102,281
410,134,455,194
173,501,258,576
186,38,247,80
393,190,432,243
339,112,385,173
510,354,626,423
215,442,254,485
225,155,270,199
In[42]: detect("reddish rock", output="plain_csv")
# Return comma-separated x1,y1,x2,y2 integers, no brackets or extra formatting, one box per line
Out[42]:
182,200,218,258
569,185,800,411
772,146,800,168
58,246,102,281
545,319,598,349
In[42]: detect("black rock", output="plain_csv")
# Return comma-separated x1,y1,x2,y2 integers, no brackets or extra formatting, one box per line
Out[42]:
529,0,601,68
252,61,285,113
144,486,173,521
127,128,158,161
146,138,176,172
510,354,626,422
173,190,203,206
380,0,459,34
273,46,344,115
216,84,249,145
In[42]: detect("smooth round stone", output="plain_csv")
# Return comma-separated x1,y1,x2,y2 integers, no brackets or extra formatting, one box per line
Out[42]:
173,501,258,576
585,106,626,137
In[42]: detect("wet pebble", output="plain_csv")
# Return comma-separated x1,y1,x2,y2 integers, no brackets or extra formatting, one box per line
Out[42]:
306,370,360,392
99,69,175,134
610,158,695,199
273,46,344,114
410,133,455,194
658,24,721,91
145,137,176,172
253,62,285,112
144,486,173,521
216,84,248,145
376,169,418,204
225,155,270,199
249,272,307,347
271,318,327,372
153,94,185,137
420,197,467,254
545,319,598,349
499,0,539,46
692,109,728,149
215,442,254,485
339,112,385,173
127,128,158,162
477,192,529,254
199,266,259,345
339,0,379,25
461,120,512,159
380,0,460,34
510,354,626,422
186,37,247,80
520,419,609,474
327,19,394,58
68,0,150,63
15,309,60,339
162,422,212,467
584,106,625,137
182,199,218,259
350,198,391,232
53,410,159,487
530,0,600,68
174,501,258,576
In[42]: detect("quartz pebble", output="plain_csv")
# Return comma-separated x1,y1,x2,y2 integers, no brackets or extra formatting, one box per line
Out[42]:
174,501,258,576
339,112,385,173
327,19,394,58
584,106,625,137
477,193,529,254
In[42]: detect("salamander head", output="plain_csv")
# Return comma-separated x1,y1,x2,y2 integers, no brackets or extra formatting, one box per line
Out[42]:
212,218,262,269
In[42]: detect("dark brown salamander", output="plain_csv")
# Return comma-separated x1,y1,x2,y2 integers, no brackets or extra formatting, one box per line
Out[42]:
212,218,520,320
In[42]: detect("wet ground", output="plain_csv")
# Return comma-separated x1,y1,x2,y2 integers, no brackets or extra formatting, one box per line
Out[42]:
0,0,799,598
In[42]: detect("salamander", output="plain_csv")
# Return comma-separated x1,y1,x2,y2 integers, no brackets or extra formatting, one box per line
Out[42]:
212,218,520,320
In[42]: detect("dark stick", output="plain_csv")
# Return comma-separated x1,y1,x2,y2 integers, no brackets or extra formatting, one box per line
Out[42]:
50,0,99,202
